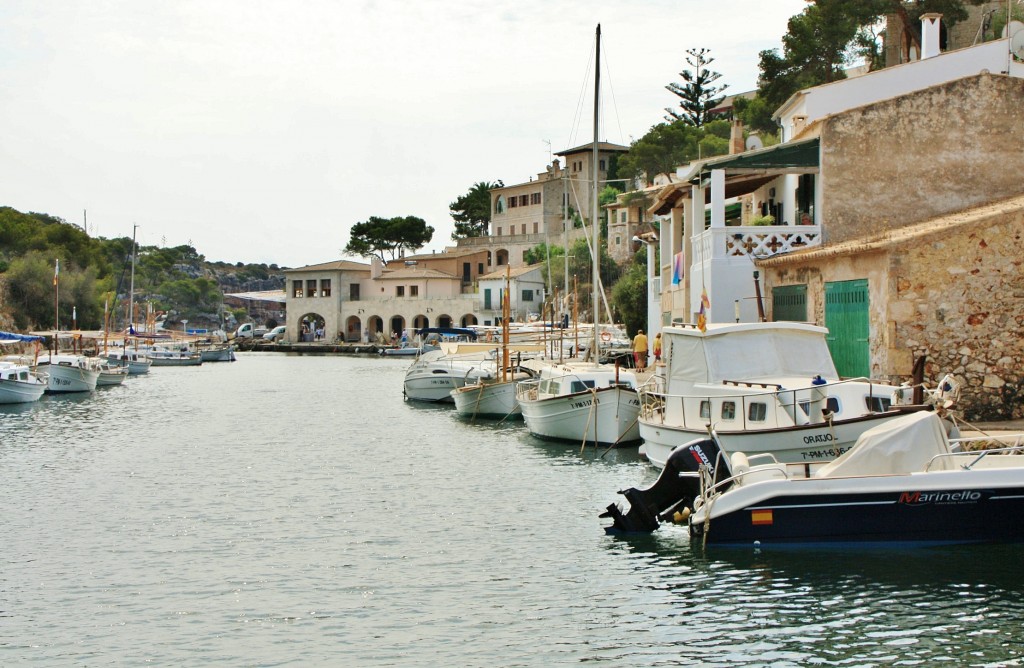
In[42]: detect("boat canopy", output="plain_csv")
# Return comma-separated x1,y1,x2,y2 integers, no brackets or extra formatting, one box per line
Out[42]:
814,411,954,477
417,327,478,340
665,322,838,387
0,331,43,345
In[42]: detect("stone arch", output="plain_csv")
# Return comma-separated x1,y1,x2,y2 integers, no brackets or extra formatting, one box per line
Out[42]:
344,315,363,342
298,312,325,342
436,313,453,328
460,314,478,328
389,315,406,340
368,315,385,342
412,314,429,329
495,248,510,266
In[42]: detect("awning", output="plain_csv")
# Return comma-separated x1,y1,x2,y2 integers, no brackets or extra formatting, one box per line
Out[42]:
0,330,44,344
693,137,820,183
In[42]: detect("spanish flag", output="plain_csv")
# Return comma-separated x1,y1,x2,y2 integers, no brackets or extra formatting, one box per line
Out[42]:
751,509,773,526
53,258,59,286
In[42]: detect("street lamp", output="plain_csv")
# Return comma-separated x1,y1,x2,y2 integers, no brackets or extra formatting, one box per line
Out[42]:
632,232,660,341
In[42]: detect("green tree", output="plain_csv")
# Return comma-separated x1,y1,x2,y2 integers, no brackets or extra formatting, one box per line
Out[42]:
617,119,731,186
610,250,648,337
344,215,434,262
3,251,103,330
450,181,502,239
664,48,728,126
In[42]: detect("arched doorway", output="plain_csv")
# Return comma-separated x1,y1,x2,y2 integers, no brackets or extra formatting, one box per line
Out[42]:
344,315,363,342
368,315,384,343
413,314,429,329
299,313,325,342
437,314,453,328
389,315,406,342
460,314,478,328
495,249,509,266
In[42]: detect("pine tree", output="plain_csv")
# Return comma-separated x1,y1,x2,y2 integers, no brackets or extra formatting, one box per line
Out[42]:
664,48,728,126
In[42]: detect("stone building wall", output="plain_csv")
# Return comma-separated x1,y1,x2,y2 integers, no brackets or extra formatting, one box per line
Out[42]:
889,203,1024,421
820,74,1024,245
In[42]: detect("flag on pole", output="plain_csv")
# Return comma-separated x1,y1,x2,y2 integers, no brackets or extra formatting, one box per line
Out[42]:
697,286,710,333
53,259,59,286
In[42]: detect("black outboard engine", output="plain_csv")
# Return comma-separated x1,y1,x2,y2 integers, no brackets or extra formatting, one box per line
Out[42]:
602,437,728,533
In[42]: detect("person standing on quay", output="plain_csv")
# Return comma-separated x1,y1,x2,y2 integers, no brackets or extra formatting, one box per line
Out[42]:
653,332,662,365
632,329,648,373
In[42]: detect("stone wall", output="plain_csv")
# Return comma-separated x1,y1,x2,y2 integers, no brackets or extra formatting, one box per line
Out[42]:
820,74,1024,245
889,203,1024,421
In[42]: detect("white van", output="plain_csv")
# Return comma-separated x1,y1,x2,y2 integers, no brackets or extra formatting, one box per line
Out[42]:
234,323,267,339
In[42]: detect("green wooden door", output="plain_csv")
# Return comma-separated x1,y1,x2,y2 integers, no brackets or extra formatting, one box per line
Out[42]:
772,284,807,322
825,279,870,378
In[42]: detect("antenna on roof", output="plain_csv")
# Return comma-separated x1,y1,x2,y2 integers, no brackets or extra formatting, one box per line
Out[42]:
543,139,552,163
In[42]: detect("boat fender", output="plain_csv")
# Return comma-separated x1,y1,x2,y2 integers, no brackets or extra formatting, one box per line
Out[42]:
601,332,611,342
672,507,691,524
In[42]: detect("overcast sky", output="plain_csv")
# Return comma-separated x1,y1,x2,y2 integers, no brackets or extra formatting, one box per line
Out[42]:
0,0,807,268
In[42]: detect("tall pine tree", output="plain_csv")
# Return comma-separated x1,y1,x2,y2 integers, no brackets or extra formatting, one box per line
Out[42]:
664,48,728,127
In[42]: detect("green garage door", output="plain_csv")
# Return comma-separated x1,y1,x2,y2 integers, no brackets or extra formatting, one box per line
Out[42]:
772,284,807,322
825,279,869,378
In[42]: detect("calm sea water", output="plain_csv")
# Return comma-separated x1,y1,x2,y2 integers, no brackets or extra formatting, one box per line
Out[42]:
2,354,1023,666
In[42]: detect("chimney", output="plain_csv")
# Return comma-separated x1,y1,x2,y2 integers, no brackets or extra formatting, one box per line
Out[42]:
921,13,942,59
730,119,745,154
371,256,383,279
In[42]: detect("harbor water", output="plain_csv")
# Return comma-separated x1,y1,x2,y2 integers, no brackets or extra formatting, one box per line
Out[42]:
2,354,1023,666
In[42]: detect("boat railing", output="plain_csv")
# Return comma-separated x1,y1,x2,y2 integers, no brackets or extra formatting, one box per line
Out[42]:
926,439,1024,472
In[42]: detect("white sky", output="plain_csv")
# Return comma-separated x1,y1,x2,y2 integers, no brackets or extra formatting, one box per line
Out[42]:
0,0,807,268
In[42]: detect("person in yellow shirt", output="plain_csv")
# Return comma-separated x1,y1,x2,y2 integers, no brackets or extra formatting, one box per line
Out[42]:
653,332,662,365
632,329,648,372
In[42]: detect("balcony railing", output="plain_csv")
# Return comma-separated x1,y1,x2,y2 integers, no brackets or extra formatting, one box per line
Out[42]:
693,225,821,264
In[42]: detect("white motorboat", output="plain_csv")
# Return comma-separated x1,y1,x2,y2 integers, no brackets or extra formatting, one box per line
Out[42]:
0,360,48,403
199,344,236,362
403,348,493,403
638,321,945,468
145,345,203,367
516,362,641,447
34,353,100,393
106,348,152,374
451,367,534,419
96,362,129,386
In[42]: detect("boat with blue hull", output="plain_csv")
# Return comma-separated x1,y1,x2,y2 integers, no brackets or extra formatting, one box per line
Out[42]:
606,411,1024,546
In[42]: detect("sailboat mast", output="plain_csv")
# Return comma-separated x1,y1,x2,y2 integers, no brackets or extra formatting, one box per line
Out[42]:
591,24,601,360
128,224,137,333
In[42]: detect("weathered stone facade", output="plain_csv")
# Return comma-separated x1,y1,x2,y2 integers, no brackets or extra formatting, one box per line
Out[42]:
762,196,1024,421
820,74,1024,245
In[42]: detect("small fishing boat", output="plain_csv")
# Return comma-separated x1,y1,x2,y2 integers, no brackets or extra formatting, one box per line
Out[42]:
146,347,202,367
0,359,48,404
95,361,129,386
402,328,485,403
106,347,152,374
605,411,1024,546
199,344,236,362
34,353,100,393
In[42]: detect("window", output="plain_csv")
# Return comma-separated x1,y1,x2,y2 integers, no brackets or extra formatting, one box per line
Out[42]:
306,279,317,298
484,289,492,310
700,400,710,419
478,263,484,274
509,197,517,209
721,402,736,420
350,284,360,300
293,280,304,298
397,286,405,297
410,285,419,297
570,380,596,393
615,236,620,245
520,224,526,235
621,211,627,223
530,192,541,205
519,195,528,207
600,159,606,170
522,289,534,302
748,402,767,421
533,222,538,234
522,250,528,262
864,396,890,413
320,279,331,297
497,227,502,236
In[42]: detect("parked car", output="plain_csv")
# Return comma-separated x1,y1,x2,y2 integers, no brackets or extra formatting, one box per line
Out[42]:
263,325,287,342
233,323,267,339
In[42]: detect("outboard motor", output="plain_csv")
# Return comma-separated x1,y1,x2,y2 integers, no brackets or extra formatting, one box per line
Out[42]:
602,436,728,533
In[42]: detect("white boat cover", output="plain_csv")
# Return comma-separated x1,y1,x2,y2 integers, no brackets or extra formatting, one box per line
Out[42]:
814,411,954,478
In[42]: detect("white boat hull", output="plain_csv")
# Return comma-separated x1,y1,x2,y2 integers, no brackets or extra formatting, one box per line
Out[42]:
451,380,521,418
96,367,129,386
37,362,99,393
519,386,641,446
404,372,469,402
638,409,929,469
107,352,151,374
0,378,46,403
148,354,202,367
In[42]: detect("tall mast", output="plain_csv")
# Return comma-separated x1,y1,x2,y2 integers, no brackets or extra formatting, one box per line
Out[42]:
128,224,137,333
591,24,601,360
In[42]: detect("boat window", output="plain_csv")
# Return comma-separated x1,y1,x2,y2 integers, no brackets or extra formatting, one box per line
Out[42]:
827,397,840,414
570,380,595,393
864,395,890,413
431,369,448,375
19,372,28,380
748,402,767,421
540,379,552,394
700,400,710,419
2,373,9,380
721,401,736,420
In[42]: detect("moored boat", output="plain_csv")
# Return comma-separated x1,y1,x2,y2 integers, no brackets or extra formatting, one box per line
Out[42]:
0,359,48,404
33,353,100,393
638,321,944,468
106,348,152,374
95,361,129,386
